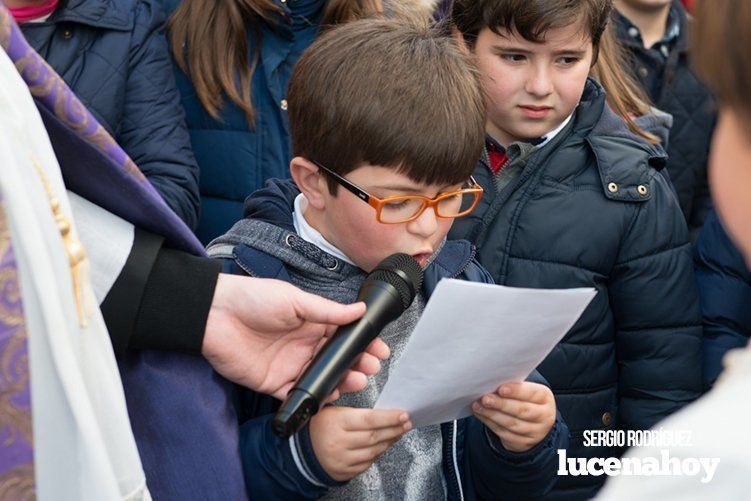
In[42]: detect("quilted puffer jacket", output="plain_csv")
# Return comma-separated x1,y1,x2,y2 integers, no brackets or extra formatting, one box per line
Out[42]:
20,0,200,230
695,210,751,388
449,79,703,500
612,0,716,238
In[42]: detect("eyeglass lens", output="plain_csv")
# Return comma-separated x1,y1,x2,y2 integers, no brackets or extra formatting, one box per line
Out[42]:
379,191,479,223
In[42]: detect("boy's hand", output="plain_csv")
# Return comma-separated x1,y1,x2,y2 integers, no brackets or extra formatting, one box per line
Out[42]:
472,382,556,453
309,407,411,482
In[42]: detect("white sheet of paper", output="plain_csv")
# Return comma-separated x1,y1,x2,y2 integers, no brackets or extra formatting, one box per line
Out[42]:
375,279,596,428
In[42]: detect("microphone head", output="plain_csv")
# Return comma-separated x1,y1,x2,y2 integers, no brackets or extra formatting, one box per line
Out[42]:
367,253,424,309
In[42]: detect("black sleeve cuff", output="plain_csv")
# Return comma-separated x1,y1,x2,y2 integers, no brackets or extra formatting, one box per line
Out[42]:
128,244,222,355
101,227,164,355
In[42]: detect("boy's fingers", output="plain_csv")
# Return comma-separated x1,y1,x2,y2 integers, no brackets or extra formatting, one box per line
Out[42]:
366,338,390,361
349,436,402,464
351,352,382,377
474,412,536,450
472,402,536,437
336,370,368,395
497,382,550,405
347,421,412,450
488,425,537,452
343,408,410,431
473,412,500,435
479,394,542,422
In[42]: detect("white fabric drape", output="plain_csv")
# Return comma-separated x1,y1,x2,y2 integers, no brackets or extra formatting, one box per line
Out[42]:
67,192,134,304
0,49,148,500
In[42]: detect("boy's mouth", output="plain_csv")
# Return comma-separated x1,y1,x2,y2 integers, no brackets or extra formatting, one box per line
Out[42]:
519,105,552,119
412,252,433,267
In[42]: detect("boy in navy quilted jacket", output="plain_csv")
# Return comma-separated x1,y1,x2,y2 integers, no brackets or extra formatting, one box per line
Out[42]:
207,19,568,500
449,0,702,498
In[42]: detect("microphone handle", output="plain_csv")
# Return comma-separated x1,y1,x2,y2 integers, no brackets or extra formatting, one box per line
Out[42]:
272,280,405,438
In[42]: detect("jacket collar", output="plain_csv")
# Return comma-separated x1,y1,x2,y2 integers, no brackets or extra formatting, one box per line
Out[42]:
51,0,134,31
578,79,668,203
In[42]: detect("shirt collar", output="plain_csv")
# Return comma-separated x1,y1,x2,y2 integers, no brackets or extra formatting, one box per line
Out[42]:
292,194,356,266
617,3,681,50
536,112,575,148
486,111,575,151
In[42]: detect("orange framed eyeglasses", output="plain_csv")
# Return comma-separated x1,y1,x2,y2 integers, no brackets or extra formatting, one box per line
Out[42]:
313,160,484,224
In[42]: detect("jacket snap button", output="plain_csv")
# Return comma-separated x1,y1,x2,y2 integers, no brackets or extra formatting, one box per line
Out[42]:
638,185,648,196
61,29,73,39
280,99,288,111
638,67,648,78
602,411,613,427
607,182,618,193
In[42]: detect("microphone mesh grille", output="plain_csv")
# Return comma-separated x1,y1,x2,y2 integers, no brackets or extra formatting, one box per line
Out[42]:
367,253,424,309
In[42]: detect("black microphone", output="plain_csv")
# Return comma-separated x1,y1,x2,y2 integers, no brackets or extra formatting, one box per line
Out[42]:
272,253,423,438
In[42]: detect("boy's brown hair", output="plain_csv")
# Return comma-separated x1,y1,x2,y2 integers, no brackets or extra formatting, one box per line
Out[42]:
451,0,613,62
287,19,486,194
693,0,751,136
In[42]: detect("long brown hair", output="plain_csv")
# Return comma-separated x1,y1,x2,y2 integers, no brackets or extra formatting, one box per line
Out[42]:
167,0,382,125
590,23,660,143
693,0,751,137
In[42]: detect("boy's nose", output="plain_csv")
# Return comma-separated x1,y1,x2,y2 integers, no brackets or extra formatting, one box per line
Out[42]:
525,64,554,98
407,207,439,238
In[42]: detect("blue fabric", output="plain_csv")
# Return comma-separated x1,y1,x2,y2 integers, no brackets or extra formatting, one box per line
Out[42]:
13,8,244,496
220,179,569,500
450,79,703,500
20,0,201,230
695,211,751,388
117,352,245,500
158,0,325,244
612,0,716,238
36,81,245,501
36,100,205,255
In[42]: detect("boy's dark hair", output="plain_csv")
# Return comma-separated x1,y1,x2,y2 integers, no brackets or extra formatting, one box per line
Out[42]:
288,19,485,194
451,0,613,61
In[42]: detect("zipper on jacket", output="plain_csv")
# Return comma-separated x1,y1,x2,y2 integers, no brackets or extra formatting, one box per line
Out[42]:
450,246,477,281
448,420,465,501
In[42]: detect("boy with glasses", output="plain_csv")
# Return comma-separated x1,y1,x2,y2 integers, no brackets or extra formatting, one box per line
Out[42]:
207,19,568,500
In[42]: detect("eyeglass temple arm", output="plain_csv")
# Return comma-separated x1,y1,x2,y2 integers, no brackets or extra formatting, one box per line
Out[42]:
312,161,371,203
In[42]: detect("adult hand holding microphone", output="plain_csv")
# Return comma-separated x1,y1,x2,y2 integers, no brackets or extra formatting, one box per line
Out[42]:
273,253,424,438
202,275,392,399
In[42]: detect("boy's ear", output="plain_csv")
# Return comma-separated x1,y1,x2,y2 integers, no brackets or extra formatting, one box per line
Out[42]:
290,157,328,210
454,28,471,55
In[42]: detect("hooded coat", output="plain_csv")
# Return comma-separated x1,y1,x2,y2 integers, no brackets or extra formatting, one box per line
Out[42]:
206,178,569,501
449,79,703,500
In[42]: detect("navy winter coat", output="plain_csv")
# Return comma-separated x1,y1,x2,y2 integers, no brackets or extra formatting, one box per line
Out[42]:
612,0,716,238
449,79,703,500
20,0,200,229
158,0,324,244
695,211,751,388
211,179,570,500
